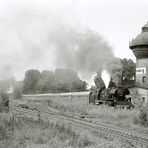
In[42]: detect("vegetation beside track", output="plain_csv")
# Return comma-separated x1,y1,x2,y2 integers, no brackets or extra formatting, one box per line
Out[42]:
0,112,94,148
133,104,148,127
0,111,141,148
44,96,148,132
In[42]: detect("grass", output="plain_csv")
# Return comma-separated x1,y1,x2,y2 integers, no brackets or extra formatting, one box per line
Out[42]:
42,96,148,131
133,103,148,127
46,96,89,114
45,96,135,120
10,96,148,147
0,112,141,148
0,112,95,148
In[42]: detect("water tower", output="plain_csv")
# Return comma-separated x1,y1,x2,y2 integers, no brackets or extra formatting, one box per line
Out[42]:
129,22,148,88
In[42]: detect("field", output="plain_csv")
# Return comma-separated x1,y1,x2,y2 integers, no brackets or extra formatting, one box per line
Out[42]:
40,96,148,134
7,95,148,148
0,112,137,148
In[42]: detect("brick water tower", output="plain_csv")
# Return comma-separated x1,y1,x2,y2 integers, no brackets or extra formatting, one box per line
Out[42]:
129,22,148,88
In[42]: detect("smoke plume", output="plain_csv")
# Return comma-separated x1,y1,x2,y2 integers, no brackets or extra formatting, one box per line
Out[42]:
50,25,122,84
0,2,122,86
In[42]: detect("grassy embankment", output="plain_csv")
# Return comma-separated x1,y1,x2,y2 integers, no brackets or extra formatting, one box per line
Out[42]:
5,96,148,148
0,112,134,148
43,96,148,132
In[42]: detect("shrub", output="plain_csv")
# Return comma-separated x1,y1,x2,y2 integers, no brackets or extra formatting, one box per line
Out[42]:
12,87,22,99
0,113,16,141
0,93,9,112
133,104,148,127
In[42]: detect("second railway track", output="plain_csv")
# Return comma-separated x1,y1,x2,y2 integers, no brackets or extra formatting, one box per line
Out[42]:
11,103,148,148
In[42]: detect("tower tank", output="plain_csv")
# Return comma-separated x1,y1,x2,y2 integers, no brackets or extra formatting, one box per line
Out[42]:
129,22,148,88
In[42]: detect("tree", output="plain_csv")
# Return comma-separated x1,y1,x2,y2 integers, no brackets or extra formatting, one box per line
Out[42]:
71,80,87,91
94,58,136,88
54,69,76,92
54,69,87,92
12,81,23,99
121,58,136,81
12,87,22,99
22,69,40,94
121,58,136,86
36,70,54,93
22,68,87,94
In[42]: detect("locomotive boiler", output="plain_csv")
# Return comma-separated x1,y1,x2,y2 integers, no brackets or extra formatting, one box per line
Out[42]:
89,78,134,109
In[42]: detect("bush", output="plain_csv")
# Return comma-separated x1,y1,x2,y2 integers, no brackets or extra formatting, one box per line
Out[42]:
0,93,9,112
0,113,16,141
133,104,148,127
12,87,22,99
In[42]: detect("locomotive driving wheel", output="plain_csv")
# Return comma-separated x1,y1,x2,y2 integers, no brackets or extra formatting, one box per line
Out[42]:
105,101,114,107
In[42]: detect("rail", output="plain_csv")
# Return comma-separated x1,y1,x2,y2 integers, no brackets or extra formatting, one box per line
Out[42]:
11,103,148,147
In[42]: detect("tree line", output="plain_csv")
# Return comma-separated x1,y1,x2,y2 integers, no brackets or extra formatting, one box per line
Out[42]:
22,68,87,94
94,58,136,88
12,58,135,98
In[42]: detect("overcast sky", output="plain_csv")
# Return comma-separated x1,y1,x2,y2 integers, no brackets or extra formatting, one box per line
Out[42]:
0,0,148,81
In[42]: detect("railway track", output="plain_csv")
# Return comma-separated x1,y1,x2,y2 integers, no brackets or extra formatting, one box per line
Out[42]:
11,103,148,147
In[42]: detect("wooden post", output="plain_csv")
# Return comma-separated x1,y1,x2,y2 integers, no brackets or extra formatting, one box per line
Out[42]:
37,110,41,121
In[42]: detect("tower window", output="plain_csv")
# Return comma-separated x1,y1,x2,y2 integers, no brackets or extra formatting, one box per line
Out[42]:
142,76,146,83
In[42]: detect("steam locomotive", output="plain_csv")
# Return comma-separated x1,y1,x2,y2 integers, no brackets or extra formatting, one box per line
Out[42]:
89,78,134,109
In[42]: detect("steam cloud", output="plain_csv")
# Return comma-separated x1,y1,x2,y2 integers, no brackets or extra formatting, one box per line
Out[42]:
0,2,122,86
51,26,122,84
0,64,13,80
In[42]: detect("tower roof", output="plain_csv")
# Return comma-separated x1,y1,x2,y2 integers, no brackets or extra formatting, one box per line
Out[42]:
142,22,148,32
129,22,148,48
129,22,148,59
